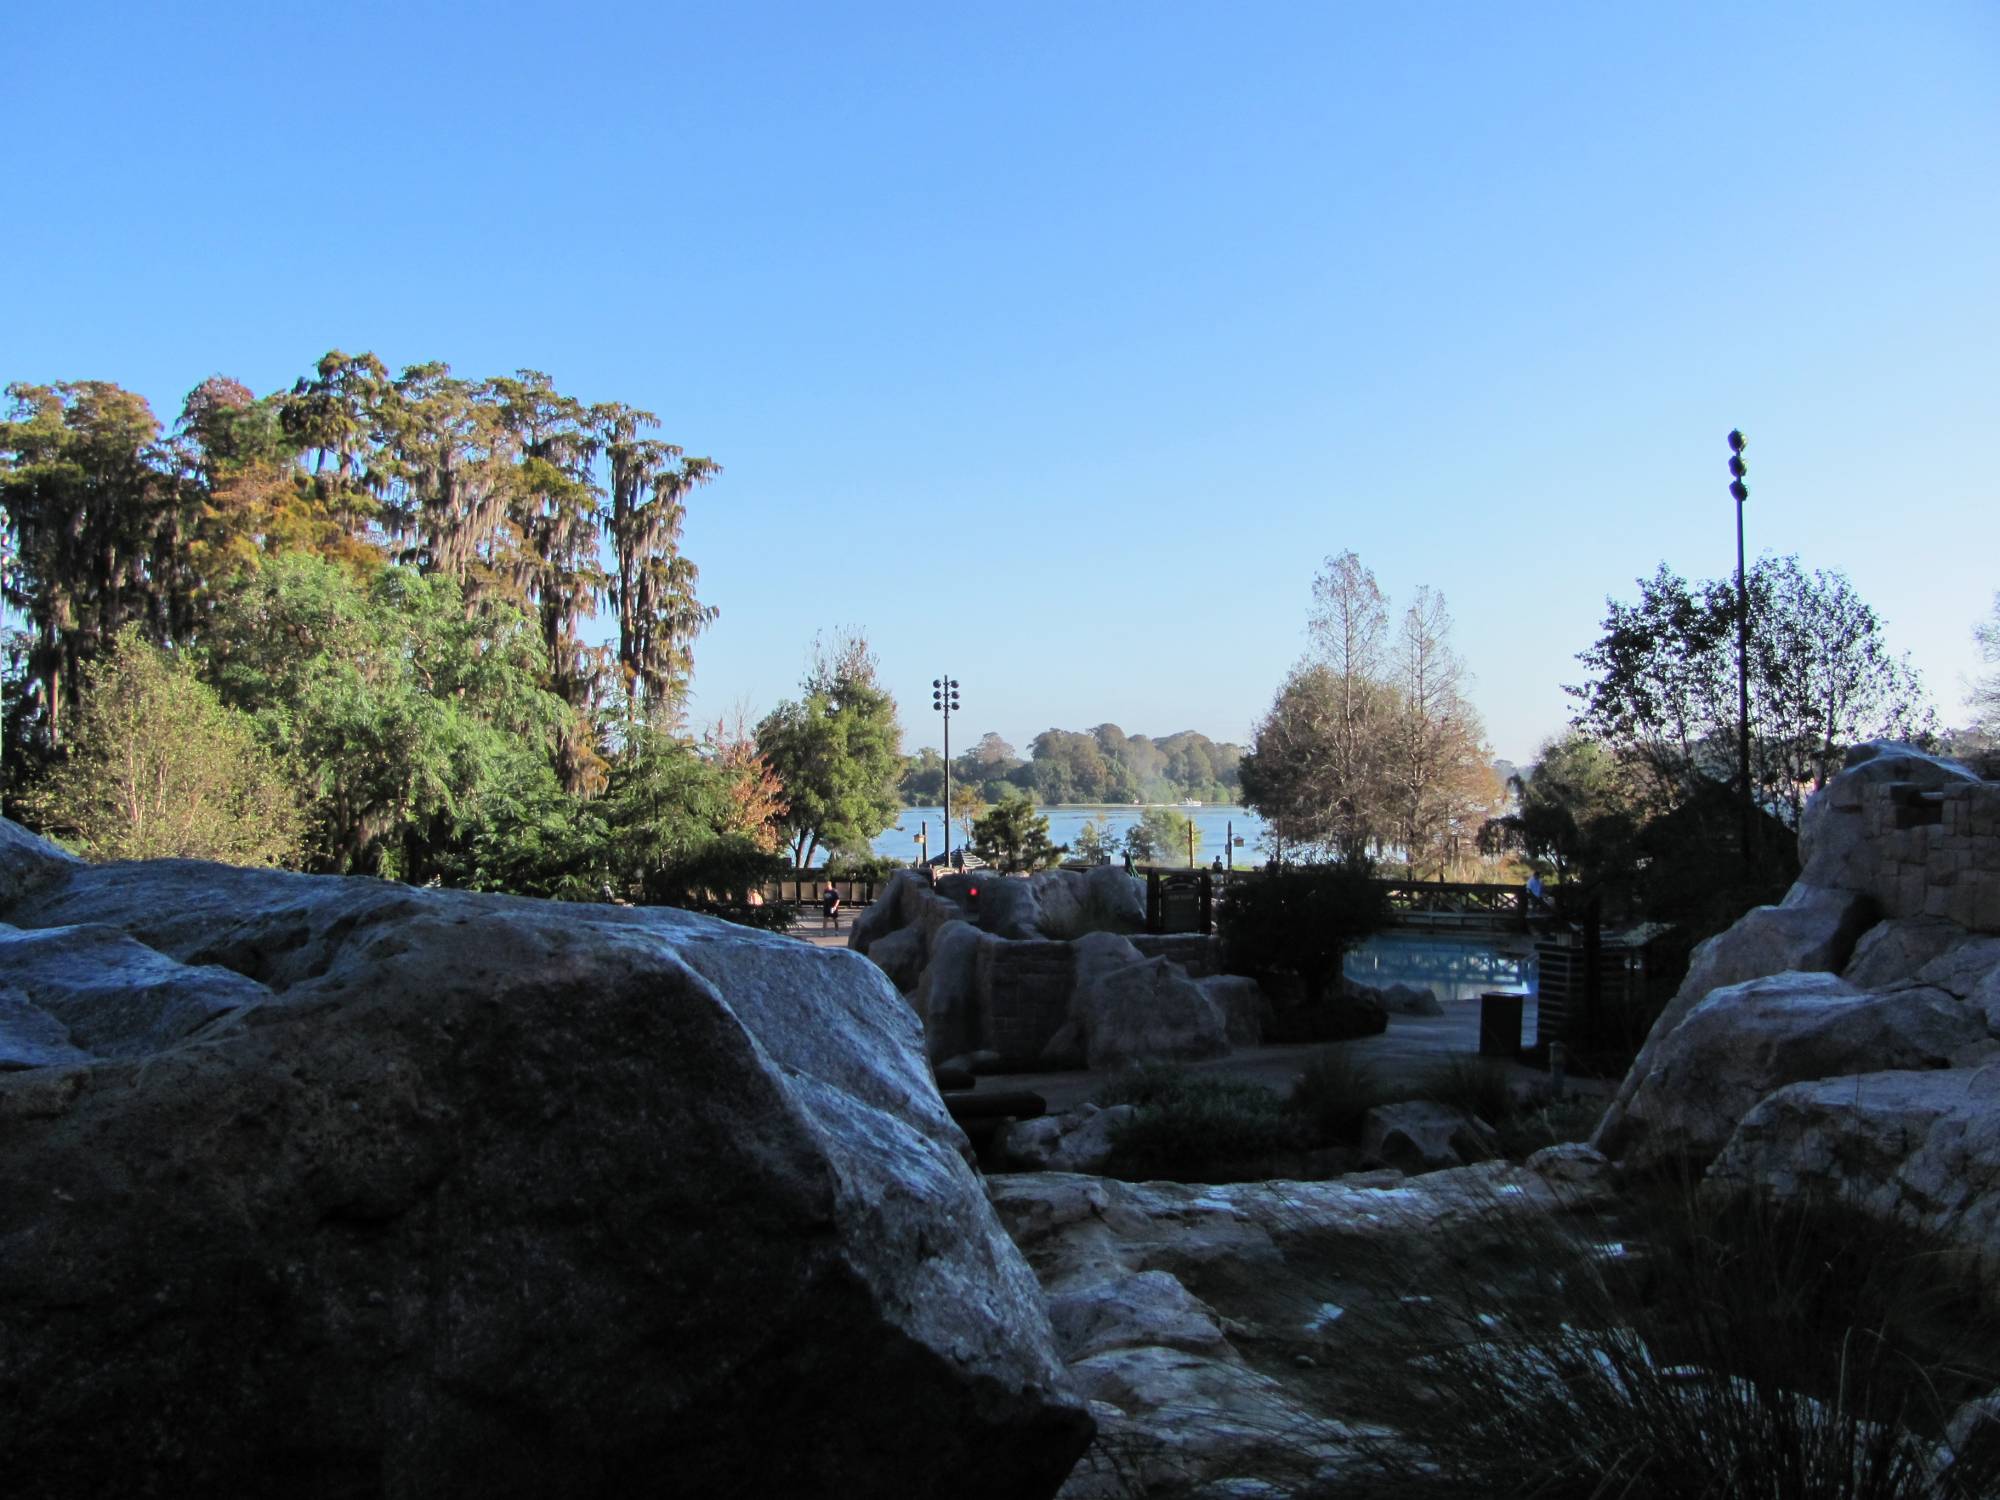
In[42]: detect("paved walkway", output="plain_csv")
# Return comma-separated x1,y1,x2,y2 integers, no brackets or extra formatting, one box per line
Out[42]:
786,915,1603,1112
995,1001,1579,1113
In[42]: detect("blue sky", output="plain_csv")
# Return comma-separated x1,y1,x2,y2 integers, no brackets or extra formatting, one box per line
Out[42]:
6,2,1996,763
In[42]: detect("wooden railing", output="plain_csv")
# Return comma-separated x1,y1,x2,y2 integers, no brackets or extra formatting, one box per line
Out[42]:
1374,880,1532,930
760,876,884,910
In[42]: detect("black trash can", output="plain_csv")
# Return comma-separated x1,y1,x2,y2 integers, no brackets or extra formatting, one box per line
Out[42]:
1478,992,1524,1060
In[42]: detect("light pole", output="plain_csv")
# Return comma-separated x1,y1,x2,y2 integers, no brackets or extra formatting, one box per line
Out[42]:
933,676,959,866
1729,429,1752,874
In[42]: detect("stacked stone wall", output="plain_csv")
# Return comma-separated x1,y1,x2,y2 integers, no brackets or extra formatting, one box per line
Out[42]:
1859,780,2000,932
975,939,1077,1065
1129,934,1221,976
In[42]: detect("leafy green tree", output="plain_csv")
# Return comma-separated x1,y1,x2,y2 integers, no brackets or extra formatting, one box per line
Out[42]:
1,381,195,745
971,794,1065,873
1072,813,1119,864
950,783,986,845
204,554,573,880
899,746,946,805
1125,805,1198,865
1217,860,1391,1006
1570,557,1932,826
756,631,903,868
1490,732,1641,888
596,722,781,908
24,626,300,865
1240,664,1386,856
596,401,720,724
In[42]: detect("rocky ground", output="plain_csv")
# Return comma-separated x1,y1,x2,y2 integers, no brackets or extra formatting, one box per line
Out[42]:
6,739,2000,1496
989,1151,1621,1498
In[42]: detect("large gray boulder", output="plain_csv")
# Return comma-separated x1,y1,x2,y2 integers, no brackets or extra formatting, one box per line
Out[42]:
988,1165,1578,1498
1600,970,1987,1172
1066,932,1228,1071
0,834,1091,1499
0,920,273,1059
999,1103,1137,1174
1595,882,1874,1149
1200,973,1272,1045
936,869,1042,938
1359,1101,1500,1174
859,869,1188,1067
1842,915,1982,990
1797,740,1982,895
1026,867,1146,940
0,983,92,1070
0,819,81,911
1708,1066,2000,1287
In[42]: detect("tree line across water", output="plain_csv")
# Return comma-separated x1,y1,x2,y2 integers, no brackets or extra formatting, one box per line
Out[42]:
5,356,1992,929
898,727,1244,812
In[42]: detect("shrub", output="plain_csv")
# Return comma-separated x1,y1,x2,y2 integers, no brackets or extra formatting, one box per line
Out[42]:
821,848,902,882
1217,859,1392,1005
1329,1184,2000,1499
649,836,795,931
1285,1045,1389,1147
1094,1066,1300,1182
1412,1056,1518,1129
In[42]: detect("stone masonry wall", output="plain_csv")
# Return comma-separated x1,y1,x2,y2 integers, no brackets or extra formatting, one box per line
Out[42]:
1861,780,2000,932
975,939,1077,1066
1129,934,1221,976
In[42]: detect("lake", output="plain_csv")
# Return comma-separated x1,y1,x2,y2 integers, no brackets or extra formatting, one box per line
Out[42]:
872,803,1271,867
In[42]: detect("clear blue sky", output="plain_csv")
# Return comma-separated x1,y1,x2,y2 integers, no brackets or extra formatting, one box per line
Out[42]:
7,2,1996,763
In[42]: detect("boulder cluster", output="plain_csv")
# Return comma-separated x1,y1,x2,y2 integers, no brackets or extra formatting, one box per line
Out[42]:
850,868,1269,1070
1592,742,2000,1281
5,738,1997,1495
0,821,1091,1499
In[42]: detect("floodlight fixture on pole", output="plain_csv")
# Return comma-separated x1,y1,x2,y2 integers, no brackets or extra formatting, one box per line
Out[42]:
933,676,960,866
1728,429,1752,873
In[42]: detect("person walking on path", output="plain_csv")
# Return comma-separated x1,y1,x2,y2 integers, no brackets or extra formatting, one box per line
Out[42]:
821,882,842,931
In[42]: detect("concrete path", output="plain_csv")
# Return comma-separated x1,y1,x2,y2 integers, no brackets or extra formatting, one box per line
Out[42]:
995,999,1571,1114
785,915,1605,1112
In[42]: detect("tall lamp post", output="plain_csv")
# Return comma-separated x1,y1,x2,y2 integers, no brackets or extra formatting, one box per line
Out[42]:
1728,429,1752,874
933,676,960,865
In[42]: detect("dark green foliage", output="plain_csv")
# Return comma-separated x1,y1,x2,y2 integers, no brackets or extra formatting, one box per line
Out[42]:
20,626,302,865
1093,1066,1300,1182
1569,558,1932,829
1283,1046,1388,1147
205,555,573,882
822,849,902,882
639,834,794,930
1331,1185,2000,1499
1217,860,1392,1005
2,354,759,904
971,794,1065,873
757,632,903,869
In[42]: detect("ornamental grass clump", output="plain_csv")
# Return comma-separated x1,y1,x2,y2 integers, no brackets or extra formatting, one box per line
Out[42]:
1094,1065,1299,1182
1285,1044,1390,1147
1328,1182,2000,1499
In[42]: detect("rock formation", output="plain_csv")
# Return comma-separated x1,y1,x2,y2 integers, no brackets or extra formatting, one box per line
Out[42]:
1591,743,2000,1282
987,1160,1604,1497
0,822,1091,1499
852,868,1251,1068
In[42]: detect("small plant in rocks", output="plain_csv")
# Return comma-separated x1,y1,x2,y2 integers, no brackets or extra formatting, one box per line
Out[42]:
1318,1183,2000,1499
